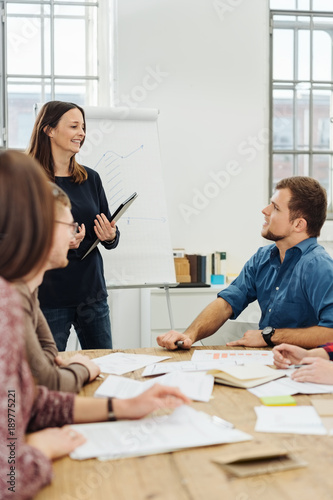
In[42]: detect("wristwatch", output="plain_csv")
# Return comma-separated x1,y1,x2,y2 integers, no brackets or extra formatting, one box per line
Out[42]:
261,326,275,347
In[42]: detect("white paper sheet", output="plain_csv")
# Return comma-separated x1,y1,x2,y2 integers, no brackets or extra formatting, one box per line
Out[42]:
254,406,327,435
92,352,171,375
70,405,252,460
142,360,226,377
94,371,215,402
191,350,274,365
248,376,333,398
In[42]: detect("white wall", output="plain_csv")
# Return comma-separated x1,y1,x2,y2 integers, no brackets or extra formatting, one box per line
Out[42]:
110,0,270,348
117,0,270,274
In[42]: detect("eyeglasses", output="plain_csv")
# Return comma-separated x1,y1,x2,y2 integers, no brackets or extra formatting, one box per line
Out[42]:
55,220,79,237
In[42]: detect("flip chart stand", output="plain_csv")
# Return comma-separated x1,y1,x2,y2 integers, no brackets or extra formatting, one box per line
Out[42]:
107,283,178,348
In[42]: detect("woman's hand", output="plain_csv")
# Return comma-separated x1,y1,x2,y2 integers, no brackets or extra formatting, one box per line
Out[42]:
94,214,117,242
113,383,191,420
26,426,86,460
55,354,101,382
69,223,86,249
273,344,308,369
291,357,333,384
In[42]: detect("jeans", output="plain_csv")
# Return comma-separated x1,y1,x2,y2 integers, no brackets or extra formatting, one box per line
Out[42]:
42,298,112,351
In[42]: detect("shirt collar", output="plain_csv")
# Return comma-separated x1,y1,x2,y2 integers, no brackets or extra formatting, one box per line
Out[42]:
269,237,317,261
291,237,317,254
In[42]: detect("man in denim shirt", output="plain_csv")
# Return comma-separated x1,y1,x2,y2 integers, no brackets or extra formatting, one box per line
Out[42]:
158,177,333,350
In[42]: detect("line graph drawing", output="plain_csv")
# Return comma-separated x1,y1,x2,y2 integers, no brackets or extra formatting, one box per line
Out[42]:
92,145,144,209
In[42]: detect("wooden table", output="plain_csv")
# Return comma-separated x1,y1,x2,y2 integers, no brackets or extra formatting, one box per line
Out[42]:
35,346,333,500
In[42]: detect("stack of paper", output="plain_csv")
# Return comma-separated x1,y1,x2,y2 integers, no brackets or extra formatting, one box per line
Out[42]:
254,406,327,435
94,371,214,402
70,405,252,460
209,364,285,389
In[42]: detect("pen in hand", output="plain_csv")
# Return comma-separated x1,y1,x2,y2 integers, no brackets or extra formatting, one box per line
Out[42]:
175,341,185,349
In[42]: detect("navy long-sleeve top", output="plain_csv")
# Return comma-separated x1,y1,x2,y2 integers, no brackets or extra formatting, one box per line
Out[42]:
39,167,120,308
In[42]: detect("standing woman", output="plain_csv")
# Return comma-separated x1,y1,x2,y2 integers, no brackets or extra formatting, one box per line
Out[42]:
27,101,120,351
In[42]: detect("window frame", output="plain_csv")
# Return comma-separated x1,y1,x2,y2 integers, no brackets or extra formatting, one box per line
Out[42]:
0,0,114,149
270,5,333,218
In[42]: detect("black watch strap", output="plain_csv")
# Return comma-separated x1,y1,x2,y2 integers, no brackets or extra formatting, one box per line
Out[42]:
261,327,275,347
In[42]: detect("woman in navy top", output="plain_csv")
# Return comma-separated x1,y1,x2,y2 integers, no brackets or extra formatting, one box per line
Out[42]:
27,101,120,351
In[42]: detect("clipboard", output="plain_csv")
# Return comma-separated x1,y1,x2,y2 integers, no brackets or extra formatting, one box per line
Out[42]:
81,192,138,260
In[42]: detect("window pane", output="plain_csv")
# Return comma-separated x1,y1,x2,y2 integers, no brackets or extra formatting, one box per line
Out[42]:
7,4,41,15
297,0,310,9
296,154,309,175
296,89,310,150
54,80,98,106
7,15,47,75
56,0,98,3
272,154,294,187
312,0,333,12
54,19,86,75
7,80,52,149
270,0,296,8
313,155,331,197
54,5,85,16
298,29,310,80
273,90,294,149
273,29,294,80
312,90,331,150
313,29,332,81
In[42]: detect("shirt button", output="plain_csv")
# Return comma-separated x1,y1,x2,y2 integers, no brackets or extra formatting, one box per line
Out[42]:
269,308,271,312
276,287,279,290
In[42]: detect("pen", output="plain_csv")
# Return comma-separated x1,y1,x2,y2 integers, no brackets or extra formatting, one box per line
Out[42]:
289,364,304,369
175,340,185,349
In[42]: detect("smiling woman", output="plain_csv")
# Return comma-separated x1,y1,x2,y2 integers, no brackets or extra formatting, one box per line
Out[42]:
27,101,121,352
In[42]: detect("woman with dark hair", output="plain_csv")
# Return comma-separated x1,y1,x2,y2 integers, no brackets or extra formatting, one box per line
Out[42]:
13,183,101,392
0,150,189,500
27,100,119,351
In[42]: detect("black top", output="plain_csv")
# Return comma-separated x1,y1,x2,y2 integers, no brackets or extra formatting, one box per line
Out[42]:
39,167,120,308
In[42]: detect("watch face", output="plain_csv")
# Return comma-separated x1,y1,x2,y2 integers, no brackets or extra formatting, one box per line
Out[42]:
262,326,273,335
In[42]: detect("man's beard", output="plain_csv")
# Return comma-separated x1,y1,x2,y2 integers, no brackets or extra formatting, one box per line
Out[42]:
262,229,285,242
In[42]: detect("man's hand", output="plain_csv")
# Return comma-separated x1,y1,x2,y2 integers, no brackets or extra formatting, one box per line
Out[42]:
291,357,333,385
273,344,308,369
226,330,267,347
156,330,193,350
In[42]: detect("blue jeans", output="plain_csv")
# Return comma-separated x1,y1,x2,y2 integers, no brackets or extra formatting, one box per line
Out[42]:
42,298,112,351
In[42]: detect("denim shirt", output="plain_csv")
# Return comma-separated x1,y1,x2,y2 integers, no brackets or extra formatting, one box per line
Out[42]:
218,238,333,329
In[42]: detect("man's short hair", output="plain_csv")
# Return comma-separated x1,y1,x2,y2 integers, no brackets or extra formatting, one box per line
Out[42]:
276,176,327,237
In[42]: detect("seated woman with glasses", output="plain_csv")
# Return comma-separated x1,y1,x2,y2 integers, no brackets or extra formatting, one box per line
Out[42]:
0,150,189,500
12,183,100,392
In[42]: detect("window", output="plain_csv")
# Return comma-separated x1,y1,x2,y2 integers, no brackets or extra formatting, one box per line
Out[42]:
0,0,113,149
270,0,333,216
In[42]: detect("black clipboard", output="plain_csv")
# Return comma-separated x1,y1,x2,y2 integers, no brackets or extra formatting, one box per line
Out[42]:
81,192,138,260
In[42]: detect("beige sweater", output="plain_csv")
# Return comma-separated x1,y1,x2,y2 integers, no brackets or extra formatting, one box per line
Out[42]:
14,281,89,393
